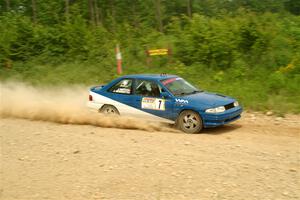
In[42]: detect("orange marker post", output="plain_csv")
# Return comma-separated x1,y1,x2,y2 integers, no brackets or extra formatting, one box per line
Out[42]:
115,44,122,75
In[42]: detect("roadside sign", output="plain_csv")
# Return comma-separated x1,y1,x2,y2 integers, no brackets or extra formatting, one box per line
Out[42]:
145,47,172,66
146,48,170,56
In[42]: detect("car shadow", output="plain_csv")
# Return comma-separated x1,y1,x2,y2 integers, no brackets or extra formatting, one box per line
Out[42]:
200,124,242,135
165,123,242,135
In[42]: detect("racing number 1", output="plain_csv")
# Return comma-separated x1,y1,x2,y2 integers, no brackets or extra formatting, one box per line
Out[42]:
158,100,162,109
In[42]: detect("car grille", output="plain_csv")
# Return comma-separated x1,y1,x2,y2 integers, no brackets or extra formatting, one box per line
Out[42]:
224,103,235,110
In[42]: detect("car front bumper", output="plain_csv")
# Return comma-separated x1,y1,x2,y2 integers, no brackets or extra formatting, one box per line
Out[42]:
201,106,243,128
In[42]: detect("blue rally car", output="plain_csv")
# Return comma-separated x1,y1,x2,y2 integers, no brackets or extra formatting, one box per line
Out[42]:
87,74,242,133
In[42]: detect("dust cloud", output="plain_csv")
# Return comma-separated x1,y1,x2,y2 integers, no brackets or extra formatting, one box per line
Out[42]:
0,81,174,132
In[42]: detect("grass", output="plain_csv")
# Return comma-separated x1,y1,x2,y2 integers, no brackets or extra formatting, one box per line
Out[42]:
1,61,299,114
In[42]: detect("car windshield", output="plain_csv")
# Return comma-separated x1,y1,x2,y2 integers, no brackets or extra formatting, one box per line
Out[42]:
161,77,202,96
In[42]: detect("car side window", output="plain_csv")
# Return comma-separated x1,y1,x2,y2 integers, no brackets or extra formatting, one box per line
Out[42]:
109,79,132,94
135,79,161,97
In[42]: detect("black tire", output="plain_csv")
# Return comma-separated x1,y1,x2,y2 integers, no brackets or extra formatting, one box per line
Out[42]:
176,110,203,133
99,105,120,115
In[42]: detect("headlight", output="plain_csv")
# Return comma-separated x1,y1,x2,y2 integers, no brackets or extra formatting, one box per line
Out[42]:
205,106,225,113
234,101,239,107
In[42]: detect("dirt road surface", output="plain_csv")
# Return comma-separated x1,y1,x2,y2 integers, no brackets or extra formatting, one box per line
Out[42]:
0,113,299,200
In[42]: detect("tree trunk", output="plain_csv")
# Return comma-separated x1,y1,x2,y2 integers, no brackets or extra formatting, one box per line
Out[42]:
109,0,116,31
5,0,10,11
31,0,37,24
94,0,101,26
88,0,95,25
187,0,192,18
154,0,163,32
65,0,70,22
110,0,116,20
132,0,139,28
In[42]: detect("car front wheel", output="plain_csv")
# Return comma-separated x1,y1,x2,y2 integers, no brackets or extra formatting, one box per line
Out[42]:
177,110,203,133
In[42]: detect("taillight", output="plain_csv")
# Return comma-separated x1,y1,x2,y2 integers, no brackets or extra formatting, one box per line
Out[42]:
89,95,93,101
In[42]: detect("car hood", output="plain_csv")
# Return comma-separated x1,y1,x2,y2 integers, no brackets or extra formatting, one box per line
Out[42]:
180,92,235,108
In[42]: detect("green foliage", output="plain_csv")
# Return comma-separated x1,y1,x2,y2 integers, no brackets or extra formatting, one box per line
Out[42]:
0,0,300,113
284,0,300,15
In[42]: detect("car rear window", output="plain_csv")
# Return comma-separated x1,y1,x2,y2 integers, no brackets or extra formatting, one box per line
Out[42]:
108,79,133,94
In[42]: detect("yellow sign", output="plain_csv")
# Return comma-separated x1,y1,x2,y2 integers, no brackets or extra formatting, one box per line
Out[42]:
147,49,169,56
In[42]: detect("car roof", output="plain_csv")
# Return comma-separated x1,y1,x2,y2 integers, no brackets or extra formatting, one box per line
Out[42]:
121,74,178,81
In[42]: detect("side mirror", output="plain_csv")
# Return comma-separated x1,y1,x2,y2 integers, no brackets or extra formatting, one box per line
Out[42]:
161,92,171,99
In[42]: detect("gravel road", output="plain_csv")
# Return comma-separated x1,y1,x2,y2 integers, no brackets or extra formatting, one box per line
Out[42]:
0,113,299,200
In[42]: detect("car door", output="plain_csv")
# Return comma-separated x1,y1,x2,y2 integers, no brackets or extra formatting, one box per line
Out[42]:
132,79,174,121
103,78,137,115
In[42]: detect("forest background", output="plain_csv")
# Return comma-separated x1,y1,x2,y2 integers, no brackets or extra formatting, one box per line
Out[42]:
0,0,299,114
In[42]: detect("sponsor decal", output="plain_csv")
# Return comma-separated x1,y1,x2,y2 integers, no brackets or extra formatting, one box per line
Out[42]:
162,77,182,85
113,88,131,94
162,78,177,85
142,97,165,111
175,98,188,104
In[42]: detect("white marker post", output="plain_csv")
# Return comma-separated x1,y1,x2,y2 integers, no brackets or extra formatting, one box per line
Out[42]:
115,44,122,75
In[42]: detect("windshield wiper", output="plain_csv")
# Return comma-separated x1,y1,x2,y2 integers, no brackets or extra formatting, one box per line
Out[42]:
188,90,203,95
191,90,200,94
176,90,199,96
179,92,188,96
174,90,203,96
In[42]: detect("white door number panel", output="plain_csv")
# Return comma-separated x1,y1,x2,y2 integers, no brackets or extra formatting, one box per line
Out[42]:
142,98,165,111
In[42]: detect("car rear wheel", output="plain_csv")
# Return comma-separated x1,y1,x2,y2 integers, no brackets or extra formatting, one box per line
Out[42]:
177,110,203,133
100,105,120,115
